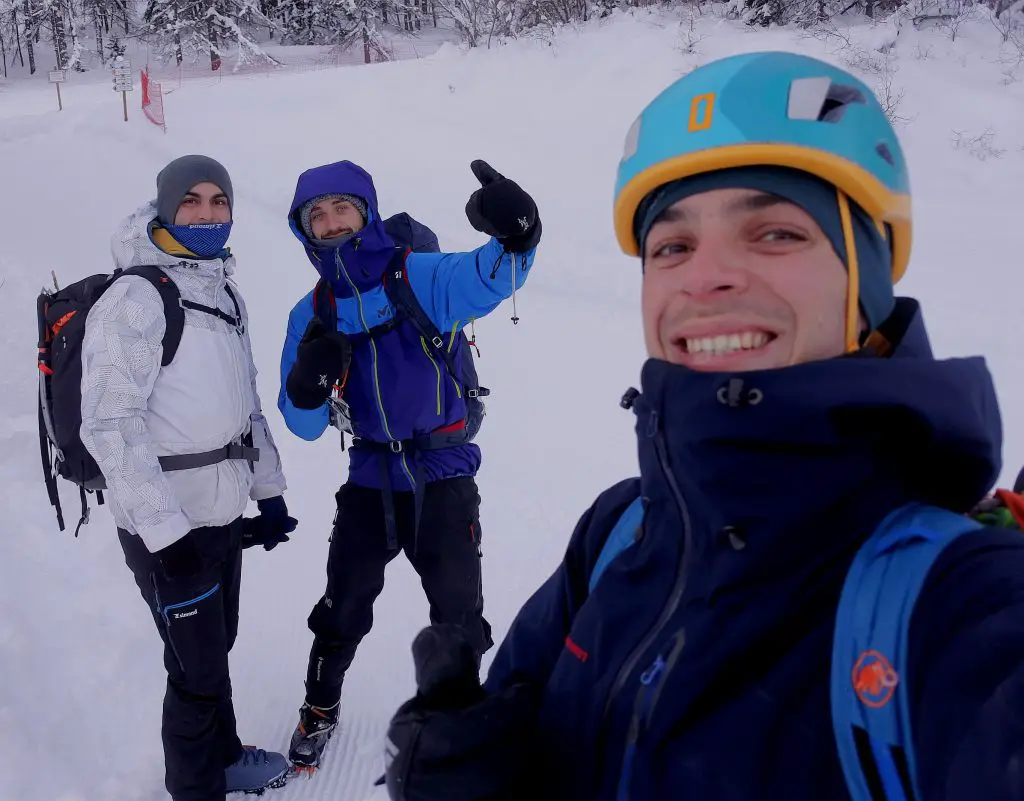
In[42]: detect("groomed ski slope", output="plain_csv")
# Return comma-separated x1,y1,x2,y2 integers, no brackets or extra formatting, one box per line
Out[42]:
1,9,1023,800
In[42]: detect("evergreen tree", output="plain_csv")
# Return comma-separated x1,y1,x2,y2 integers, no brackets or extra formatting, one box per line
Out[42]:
143,0,279,68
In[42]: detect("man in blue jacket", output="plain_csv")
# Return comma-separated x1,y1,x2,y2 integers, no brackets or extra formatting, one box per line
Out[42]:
277,158,540,769
380,53,1024,800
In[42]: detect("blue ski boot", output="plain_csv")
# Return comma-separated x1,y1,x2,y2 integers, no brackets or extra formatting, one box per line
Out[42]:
225,746,290,795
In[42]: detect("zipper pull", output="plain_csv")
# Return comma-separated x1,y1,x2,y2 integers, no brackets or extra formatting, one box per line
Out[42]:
640,654,666,686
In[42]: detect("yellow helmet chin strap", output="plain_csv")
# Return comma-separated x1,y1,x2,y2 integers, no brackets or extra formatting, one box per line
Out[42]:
836,189,862,354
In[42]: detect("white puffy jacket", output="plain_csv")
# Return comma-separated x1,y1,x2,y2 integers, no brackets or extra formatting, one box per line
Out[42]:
80,202,287,553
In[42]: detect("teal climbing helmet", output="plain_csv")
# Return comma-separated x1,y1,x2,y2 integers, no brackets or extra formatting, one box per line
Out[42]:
614,51,912,282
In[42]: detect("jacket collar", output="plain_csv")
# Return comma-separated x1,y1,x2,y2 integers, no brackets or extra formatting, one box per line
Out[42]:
629,298,1002,602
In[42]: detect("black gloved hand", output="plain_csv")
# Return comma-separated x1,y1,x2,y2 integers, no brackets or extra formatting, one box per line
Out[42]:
286,317,353,410
465,160,542,254
383,624,536,801
157,533,203,580
242,495,298,551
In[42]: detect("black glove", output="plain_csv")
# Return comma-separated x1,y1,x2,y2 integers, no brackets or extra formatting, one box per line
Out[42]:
465,160,542,254
384,624,537,801
156,533,203,580
286,317,353,410
242,495,298,551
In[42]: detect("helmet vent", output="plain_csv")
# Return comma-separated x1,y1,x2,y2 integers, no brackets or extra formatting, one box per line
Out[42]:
788,77,866,123
875,142,895,166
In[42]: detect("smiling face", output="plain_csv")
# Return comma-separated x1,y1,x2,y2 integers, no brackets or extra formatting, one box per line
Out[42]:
640,188,850,372
309,196,365,240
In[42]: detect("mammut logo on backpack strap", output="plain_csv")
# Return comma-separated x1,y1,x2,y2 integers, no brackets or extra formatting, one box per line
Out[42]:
852,650,898,709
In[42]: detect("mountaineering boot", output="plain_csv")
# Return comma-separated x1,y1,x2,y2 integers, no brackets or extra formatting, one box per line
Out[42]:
288,702,340,770
225,746,290,795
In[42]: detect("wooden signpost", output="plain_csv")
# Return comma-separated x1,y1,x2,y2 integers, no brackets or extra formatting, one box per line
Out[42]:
48,68,66,111
112,55,133,122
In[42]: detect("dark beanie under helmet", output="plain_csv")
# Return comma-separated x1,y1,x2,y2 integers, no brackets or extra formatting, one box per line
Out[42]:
634,165,895,335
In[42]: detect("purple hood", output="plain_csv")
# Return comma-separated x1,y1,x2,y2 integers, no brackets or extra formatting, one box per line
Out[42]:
288,160,396,296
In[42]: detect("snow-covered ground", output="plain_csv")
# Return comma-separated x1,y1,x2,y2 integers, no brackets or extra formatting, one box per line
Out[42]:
1,7,1022,800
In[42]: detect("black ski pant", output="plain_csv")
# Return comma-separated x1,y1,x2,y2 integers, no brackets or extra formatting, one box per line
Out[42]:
118,519,245,801
304,476,494,709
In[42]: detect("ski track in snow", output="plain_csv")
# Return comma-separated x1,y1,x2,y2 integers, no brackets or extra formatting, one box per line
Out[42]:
2,9,1024,801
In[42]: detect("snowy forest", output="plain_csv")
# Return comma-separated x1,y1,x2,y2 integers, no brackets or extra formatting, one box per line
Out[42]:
0,0,1021,79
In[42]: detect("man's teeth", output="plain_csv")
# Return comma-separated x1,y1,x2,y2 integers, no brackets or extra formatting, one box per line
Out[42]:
685,331,769,355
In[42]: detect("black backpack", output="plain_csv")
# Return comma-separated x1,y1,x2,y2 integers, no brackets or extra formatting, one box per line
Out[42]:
37,265,247,535
311,212,489,446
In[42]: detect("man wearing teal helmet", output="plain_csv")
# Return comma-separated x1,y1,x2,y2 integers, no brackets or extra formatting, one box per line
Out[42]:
379,52,1024,801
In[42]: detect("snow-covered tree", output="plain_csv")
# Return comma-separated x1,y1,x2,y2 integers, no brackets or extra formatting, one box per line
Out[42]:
275,0,356,44
338,0,390,59
143,0,280,68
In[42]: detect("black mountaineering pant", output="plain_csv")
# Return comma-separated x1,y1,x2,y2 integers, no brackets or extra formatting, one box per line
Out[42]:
118,520,244,801
303,476,494,709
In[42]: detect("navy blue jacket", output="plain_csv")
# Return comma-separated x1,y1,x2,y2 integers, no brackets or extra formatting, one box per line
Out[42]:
279,161,535,490
483,298,1024,800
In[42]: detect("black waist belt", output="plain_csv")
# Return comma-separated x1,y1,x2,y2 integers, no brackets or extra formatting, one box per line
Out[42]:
157,442,260,472
349,427,470,552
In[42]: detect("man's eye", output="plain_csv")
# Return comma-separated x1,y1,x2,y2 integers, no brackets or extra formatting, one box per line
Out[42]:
760,229,804,242
651,242,692,259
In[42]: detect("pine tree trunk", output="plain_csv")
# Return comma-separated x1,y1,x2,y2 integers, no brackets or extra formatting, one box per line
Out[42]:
50,3,67,68
1,28,8,78
23,0,35,72
207,11,220,70
13,8,25,67
361,11,370,63
66,2,83,69
94,11,104,63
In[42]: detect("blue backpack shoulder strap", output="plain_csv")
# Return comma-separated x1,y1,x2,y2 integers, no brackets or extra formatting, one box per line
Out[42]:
831,502,982,801
588,495,645,594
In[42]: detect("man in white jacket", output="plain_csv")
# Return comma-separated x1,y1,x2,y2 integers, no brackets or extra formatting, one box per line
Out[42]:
80,155,296,801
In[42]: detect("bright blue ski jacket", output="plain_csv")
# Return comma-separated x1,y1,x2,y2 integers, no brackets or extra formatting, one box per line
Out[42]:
278,161,535,490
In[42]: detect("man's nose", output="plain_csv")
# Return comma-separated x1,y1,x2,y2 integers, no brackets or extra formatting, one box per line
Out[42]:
677,245,749,298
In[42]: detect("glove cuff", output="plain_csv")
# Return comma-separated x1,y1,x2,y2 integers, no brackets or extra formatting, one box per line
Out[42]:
257,495,288,519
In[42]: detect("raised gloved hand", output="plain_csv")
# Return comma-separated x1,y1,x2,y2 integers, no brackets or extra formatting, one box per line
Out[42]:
157,532,204,580
242,495,298,551
383,624,537,801
464,160,542,254
286,317,353,410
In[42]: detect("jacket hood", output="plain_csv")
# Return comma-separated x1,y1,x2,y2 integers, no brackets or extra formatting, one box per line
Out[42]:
631,297,1002,599
288,161,395,295
111,201,234,277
